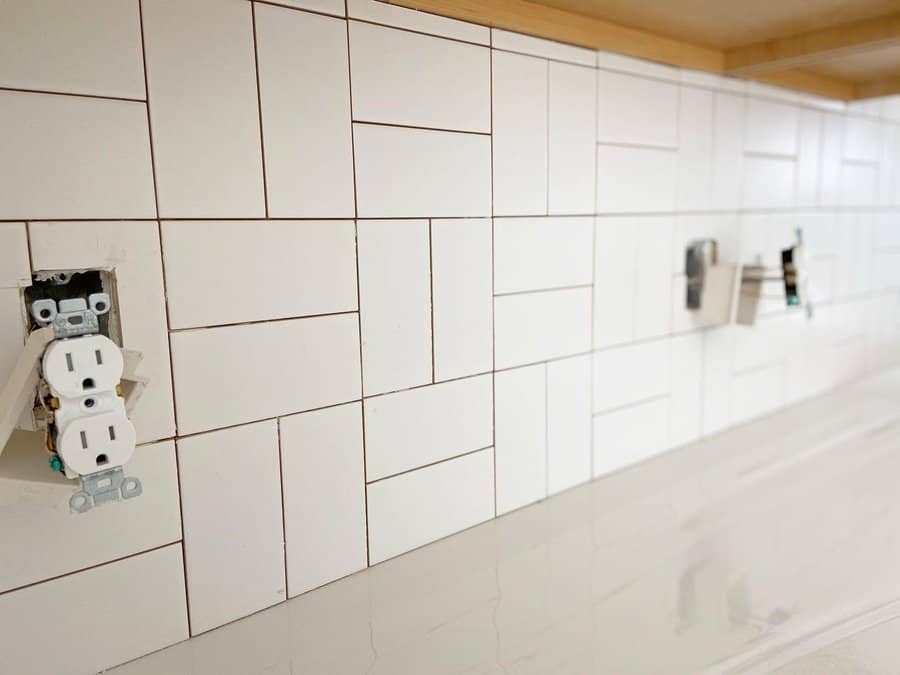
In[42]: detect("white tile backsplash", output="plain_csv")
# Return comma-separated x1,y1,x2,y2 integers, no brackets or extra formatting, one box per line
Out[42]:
280,402,367,596
367,448,494,563
178,420,286,633
5,7,900,671
0,0,145,99
256,5,355,218
162,220,358,329
364,374,492,480
143,0,264,218
492,50,548,216
354,123,491,217
495,364,547,514
0,91,155,220
349,21,490,132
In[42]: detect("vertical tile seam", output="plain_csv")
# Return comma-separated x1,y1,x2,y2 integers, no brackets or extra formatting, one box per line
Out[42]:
275,417,289,597
489,38,498,518
345,20,369,566
544,361,549,497
545,59,550,216
138,0,191,637
251,1,270,218
590,57,599,479
428,218,435,384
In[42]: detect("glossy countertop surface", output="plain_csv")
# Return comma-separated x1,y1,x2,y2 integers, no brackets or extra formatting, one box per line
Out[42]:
111,370,900,675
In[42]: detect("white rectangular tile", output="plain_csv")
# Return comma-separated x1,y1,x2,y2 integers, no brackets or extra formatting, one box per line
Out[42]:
0,0,144,98
711,91,745,210
742,155,796,209
354,124,491,217
162,220,357,329
495,364,546,515
347,0,488,43
265,0,344,15
731,364,784,425
367,448,494,563
593,217,636,348
597,52,680,81
702,325,734,435
349,22,489,132
596,145,677,213
358,219,432,395
256,5,355,218
593,338,670,413
179,421,285,634
30,221,175,443
677,86,713,211
841,162,878,206
494,216,594,294
492,28,594,66
492,50,548,216
143,0,264,218
0,223,29,288
844,116,881,162
874,212,900,249
365,375,492,481
0,544,187,675
171,314,361,434
495,287,592,369
634,216,674,340
596,71,678,148
745,98,798,156
547,355,592,495
431,218,493,381
548,62,597,215
281,402,367,597
796,108,822,207
669,333,703,447
592,397,670,477
0,437,181,594
0,91,154,220
820,112,843,206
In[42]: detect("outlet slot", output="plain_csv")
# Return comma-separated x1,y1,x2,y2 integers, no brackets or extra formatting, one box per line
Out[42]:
108,425,116,441
80,431,88,449
65,353,74,371
83,397,96,409
95,454,109,467
94,350,103,365
82,377,95,390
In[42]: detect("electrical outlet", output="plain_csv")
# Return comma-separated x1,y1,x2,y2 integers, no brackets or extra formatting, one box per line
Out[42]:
55,410,136,476
41,334,124,399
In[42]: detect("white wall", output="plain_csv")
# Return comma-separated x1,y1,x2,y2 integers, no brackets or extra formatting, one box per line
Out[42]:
1,1,900,672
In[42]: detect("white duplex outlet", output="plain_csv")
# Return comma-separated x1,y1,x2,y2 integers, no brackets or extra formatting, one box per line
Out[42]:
43,334,136,479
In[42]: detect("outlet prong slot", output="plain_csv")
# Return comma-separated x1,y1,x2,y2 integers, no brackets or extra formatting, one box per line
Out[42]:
95,349,103,365
108,426,116,441
80,431,88,449
65,353,74,372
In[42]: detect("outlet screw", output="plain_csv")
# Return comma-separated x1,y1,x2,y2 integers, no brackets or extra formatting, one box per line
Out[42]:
48,455,62,473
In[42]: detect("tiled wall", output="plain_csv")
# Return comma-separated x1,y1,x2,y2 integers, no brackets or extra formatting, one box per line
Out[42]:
1,0,900,672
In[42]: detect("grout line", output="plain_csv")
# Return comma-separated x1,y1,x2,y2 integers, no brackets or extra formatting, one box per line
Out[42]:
139,0,191,636
251,2,270,218
545,59,550,216
544,362,549,497
489,46,498,519
428,218,436,384
275,417,288,597
597,140,678,152
352,119,491,137
347,16,491,50
169,310,359,333
493,283,592,298
589,58,599,480
0,540,183,599
364,370,492,400
253,0,345,21
494,350,594,374
0,85,145,104
592,393,670,418
366,445,493,485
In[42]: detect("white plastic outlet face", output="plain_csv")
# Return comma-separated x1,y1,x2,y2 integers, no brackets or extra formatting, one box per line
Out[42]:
42,333,136,478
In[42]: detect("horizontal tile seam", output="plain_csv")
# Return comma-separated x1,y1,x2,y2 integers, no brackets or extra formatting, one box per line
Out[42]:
363,371,492,400
494,283,592,298
597,140,678,152
494,349,594,373
490,45,595,69
744,150,798,161
0,540,182,598
366,445,493,485
592,393,669,417
253,0,346,20
0,85,146,104
347,16,490,49
169,309,359,333
352,119,490,136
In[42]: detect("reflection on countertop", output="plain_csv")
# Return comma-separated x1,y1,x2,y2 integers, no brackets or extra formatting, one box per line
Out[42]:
112,370,900,675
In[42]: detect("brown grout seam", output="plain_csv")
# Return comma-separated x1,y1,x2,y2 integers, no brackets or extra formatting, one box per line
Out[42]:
251,2,270,218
